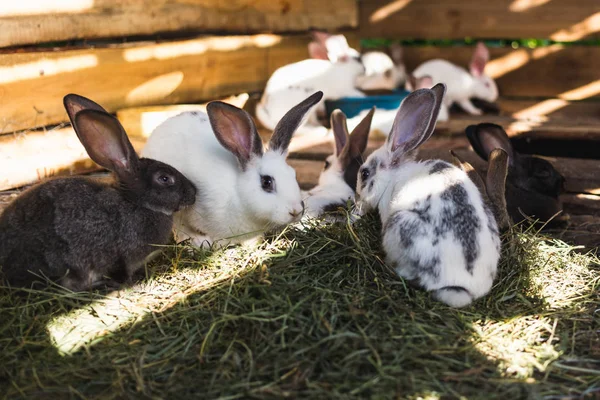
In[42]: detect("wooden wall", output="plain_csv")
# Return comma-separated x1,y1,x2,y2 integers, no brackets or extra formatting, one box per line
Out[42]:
359,1,600,122
0,0,358,47
0,0,358,190
359,0,600,40
2,0,600,195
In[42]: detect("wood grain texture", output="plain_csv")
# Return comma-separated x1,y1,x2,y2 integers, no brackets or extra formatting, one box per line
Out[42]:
0,34,309,134
359,0,600,40
0,127,145,191
0,0,357,48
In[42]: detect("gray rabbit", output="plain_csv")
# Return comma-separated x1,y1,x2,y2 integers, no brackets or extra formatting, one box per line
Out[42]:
0,94,196,290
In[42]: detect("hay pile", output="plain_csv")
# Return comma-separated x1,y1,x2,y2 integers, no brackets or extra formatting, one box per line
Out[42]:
1,213,599,399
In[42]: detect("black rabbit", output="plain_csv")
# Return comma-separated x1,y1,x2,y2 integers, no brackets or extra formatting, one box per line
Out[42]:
466,123,565,227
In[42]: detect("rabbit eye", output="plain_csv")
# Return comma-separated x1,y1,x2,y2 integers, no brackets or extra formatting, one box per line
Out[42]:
155,173,175,186
360,168,370,181
260,175,275,193
324,160,331,170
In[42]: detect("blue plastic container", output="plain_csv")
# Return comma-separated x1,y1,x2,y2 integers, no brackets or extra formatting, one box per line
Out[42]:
324,89,410,119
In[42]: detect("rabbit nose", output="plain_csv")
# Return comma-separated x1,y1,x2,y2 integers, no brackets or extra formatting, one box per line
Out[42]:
289,205,304,219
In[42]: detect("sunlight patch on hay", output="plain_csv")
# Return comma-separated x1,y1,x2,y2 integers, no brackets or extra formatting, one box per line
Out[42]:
527,240,598,309
46,243,274,355
472,317,560,378
472,234,598,379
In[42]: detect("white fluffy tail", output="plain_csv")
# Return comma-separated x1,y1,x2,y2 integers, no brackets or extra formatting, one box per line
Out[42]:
432,286,474,308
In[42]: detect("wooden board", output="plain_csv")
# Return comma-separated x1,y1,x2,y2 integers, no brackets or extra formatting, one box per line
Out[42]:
0,34,309,134
0,127,145,191
116,93,249,138
359,0,600,40
497,98,600,120
0,0,357,48
400,46,600,99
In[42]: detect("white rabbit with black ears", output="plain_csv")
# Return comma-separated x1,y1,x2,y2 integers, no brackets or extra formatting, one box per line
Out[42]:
356,84,500,307
142,92,323,248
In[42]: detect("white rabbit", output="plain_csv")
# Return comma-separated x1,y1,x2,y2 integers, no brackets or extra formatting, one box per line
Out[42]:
142,92,324,248
256,32,365,135
356,84,500,307
303,108,374,218
355,44,407,91
406,42,498,121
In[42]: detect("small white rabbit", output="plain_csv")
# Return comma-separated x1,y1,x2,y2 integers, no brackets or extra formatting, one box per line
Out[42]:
142,92,323,248
256,32,365,135
303,108,374,218
355,44,407,91
356,84,500,308
406,42,498,121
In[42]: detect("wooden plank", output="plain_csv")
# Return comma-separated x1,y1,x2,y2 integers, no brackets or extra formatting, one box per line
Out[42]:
0,127,145,191
359,0,600,40
497,98,600,120
0,34,310,134
562,194,600,216
0,0,357,48
116,94,249,138
400,46,600,99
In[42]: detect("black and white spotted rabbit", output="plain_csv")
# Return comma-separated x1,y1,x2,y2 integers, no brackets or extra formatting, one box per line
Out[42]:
356,84,501,307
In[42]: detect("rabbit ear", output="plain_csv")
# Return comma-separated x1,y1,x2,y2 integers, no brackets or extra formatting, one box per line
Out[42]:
207,101,263,169
308,31,330,60
310,31,356,62
345,107,374,160
330,109,349,156
389,44,403,65
63,94,108,127
388,83,445,160
388,90,435,156
73,109,139,175
308,41,330,60
466,123,514,164
450,150,488,201
309,30,335,61
486,148,511,231
269,91,324,153
470,42,489,77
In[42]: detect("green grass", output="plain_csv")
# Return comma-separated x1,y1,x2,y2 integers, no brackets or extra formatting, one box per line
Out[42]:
1,213,599,399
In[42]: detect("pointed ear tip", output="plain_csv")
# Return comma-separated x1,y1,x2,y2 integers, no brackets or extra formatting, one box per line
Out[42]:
63,93,81,107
